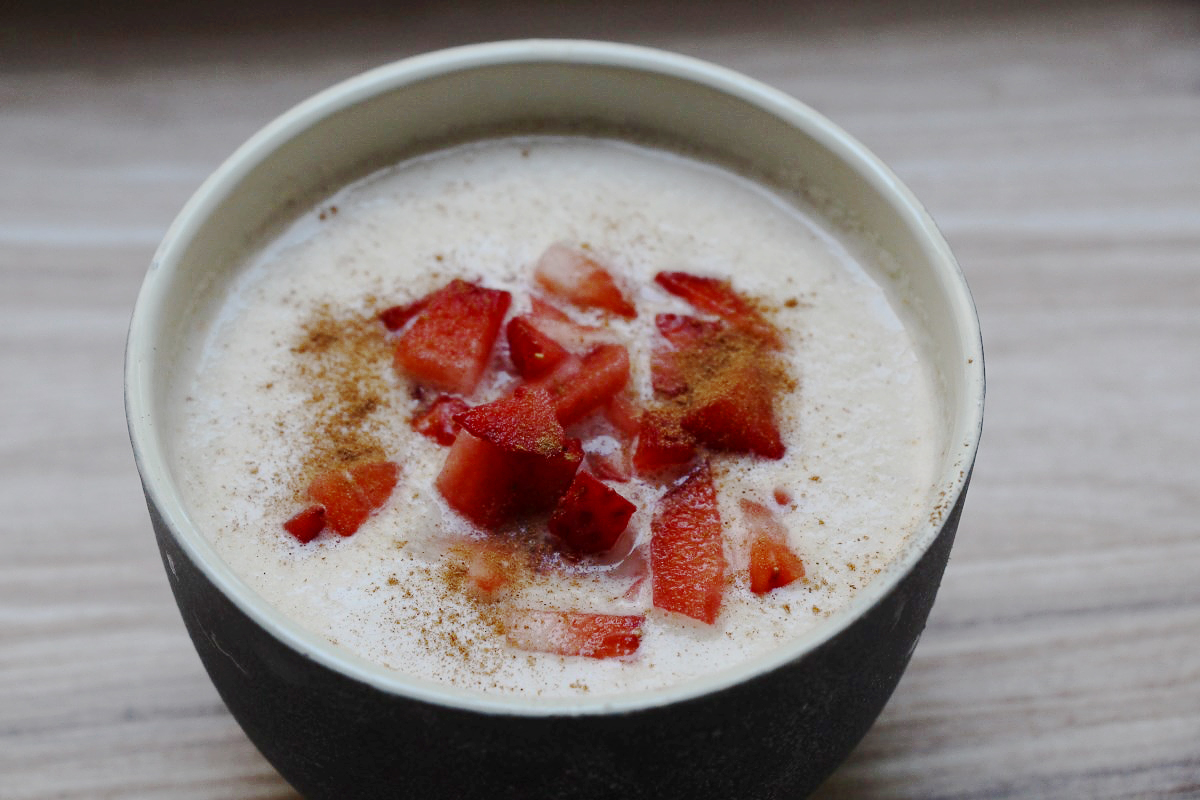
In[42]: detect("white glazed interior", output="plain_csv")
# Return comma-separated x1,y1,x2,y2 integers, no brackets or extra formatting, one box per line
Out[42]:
126,40,984,715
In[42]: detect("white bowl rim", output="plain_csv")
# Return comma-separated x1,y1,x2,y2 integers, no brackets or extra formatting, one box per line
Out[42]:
126,38,985,717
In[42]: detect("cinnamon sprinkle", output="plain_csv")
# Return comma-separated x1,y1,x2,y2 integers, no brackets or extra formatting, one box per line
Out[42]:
289,302,393,495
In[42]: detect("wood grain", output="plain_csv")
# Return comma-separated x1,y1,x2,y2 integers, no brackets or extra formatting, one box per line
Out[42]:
2,1,1197,797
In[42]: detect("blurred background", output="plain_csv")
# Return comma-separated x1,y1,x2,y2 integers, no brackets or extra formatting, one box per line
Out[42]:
3,1,1198,797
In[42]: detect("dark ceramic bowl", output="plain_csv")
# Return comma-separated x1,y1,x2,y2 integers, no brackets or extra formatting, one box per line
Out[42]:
126,40,984,799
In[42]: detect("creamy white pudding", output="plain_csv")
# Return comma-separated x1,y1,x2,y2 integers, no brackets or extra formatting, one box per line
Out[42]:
166,136,945,699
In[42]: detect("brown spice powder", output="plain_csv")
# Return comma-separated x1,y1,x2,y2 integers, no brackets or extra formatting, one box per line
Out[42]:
289,302,394,496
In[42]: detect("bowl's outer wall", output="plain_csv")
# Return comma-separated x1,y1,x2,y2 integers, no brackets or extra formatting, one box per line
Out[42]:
148,478,967,800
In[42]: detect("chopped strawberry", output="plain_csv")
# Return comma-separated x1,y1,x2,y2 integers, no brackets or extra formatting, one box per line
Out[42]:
651,314,725,397
587,449,632,483
436,387,583,529
741,499,804,593
378,298,429,331
521,300,621,355
535,243,636,318
300,459,400,538
529,296,573,322
548,472,637,554
680,360,785,460
411,395,470,445
650,462,725,624
654,271,778,346
392,279,512,395
506,315,570,380
533,343,630,425
348,461,400,510
504,609,644,658
458,540,520,595
307,469,371,537
632,410,697,473
283,505,326,543
603,392,643,437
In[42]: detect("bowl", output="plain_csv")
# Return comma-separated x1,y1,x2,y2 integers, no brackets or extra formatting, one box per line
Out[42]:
125,40,984,799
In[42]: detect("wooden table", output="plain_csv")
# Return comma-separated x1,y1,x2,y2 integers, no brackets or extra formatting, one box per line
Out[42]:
3,1,1197,796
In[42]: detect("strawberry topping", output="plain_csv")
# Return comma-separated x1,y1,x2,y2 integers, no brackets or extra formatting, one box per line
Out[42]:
654,270,778,346
305,459,400,537
504,609,644,659
392,279,512,395
548,472,637,554
535,243,636,318
632,410,697,473
436,387,583,529
741,499,805,594
506,315,570,380
650,461,726,624
532,343,631,425
283,505,326,544
411,395,470,446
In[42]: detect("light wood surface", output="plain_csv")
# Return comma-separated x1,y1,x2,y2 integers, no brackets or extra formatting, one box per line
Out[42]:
3,1,1198,797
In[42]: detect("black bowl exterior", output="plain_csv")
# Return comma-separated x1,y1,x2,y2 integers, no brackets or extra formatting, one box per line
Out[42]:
146,479,967,800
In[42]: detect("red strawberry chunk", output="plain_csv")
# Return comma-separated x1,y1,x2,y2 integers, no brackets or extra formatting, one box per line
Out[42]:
506,315,570,380
680,361,785,460
632,410,697,473
742,500,804,594
604,392,642,437
535,243,636,319
412,395,470,446
587,449,632,483
437,388,583,529
654,271,778,346
283,505,326,543
533,343,630,425
455,386,566,455
392,279,512,395
650,462,725,624
548,472,636,554
307,469,371,537
454,539,521,595
349,461,400,510
651,314,725,396
378,298,429,331
300,459,400,539
504,609,644,659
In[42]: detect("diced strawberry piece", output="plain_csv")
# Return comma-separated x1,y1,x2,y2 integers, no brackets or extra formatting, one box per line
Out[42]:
455,386,566,455
742,500,805,594
604,392,642,437
529,296,573,322
412,395,470,446
650,462,725,624
392,279,512,395
680,361,785,459
283,505,326,543
748,536,805,594
504,610,644,659
548,472,637,554
632,410,697,473
506,315,570,380
656,313,726,347
535,243,636,319
349,461,400,510
533,343,630,425
437,388,583,529
587,449,632,483
521,300,620,355
378,298,429,331
307,469,371,537
655,271,778,346
650,314,726,397
457,539,519,595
